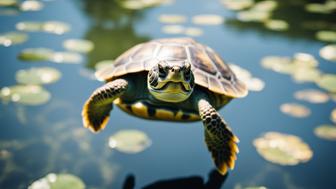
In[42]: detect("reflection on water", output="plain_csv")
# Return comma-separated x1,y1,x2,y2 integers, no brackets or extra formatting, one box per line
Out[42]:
0,0,336,188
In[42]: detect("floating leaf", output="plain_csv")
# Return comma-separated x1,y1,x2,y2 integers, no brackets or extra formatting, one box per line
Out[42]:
50,52,82,64
43,21,70,35
331,108,336,124
317,74,336,93
229,64,264,92
253,0,277,12
120,0,169,10
244,77,265,91
20,0,43,11
18,48,54,61
0,0,17,6
280,103,311,118
292,53,319,68
161,25,185,34
294,89,329,104
264,19,289,31
221,0,254,10
253,132,313,165
108,129,151,154
16,21,43,32
319,44,336,62
63,39,94,53
16,67,61,85
192,14,224,25
305,3,334,14
158,14,187,24
28,173,85,189
0,32,28,47
316,30,336,42
314,125,336,141
0,85,50,105
292,67,321,83
260,56,294,74
184,27,203,37
237,10,271,22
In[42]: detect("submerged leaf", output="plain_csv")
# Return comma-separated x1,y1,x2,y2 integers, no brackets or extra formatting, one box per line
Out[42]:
108,129,151,154
253,132,313,165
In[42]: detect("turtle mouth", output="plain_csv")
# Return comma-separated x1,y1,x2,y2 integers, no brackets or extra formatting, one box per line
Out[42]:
155,81,191,93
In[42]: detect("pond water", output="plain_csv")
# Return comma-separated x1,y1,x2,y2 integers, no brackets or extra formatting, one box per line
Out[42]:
0,0,336,188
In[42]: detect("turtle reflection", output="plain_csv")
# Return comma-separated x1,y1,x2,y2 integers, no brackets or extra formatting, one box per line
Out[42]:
122,170,228,189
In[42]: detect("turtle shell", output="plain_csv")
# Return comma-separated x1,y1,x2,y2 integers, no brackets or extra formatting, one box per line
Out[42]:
96,38,248,98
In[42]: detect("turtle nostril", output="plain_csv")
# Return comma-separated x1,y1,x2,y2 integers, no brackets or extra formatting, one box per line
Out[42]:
172,67,180,73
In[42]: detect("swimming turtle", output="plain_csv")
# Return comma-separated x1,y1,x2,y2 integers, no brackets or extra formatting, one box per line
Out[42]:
82,38,248,175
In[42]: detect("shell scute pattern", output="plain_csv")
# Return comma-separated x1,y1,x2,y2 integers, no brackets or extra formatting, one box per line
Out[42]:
96,38,247,97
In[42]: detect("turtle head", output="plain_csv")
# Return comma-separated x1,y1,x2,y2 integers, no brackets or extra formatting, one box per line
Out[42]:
148,61,195,103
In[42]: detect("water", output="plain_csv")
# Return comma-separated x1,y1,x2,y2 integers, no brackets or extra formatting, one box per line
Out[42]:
0,0,336,188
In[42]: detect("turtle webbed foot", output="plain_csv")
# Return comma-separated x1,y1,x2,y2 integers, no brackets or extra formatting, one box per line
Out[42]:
82,79,128,132
198,99,239,175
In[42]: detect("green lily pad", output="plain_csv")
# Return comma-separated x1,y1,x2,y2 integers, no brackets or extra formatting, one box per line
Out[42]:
18,48,54,61
229,64,264,92
292,53,319,68
42,21,70,35
264,19,289,31
237,10,270,22
0,0,17,6
161,25,185,34
253,0,277,12
319,44,336,62
108,129,151,154
120,0,168,10
260,56,294,74
316,30,336,42
192,14,224,25
317,74,336,93
314,125,336,141
253,132,313,165
16,67,61,85
50,52,82,64
280,103,311,118
221,0,254,11
184,27,203,37
331,108,336,124
0,32,28,47
20,0,43,11
294,89,329,103
0,85,50,105
28,173,85,189
63,39,94,53
16,21,43,32
292,67,321,83
305,3,332,14
158,14,187,24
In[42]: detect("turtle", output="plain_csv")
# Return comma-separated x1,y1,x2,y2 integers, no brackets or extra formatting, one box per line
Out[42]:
82,38,248,175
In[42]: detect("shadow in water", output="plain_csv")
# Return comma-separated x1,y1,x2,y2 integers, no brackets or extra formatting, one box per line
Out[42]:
122,170,228,189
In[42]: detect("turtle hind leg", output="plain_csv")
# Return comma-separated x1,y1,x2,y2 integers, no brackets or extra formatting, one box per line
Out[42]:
82,79,128,132
198,99,239,175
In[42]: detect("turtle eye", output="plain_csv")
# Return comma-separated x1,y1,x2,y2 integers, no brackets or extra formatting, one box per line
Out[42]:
158,64,166,78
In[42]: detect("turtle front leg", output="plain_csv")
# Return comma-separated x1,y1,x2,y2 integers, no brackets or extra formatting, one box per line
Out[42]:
82,79,128,133
198,99,239,175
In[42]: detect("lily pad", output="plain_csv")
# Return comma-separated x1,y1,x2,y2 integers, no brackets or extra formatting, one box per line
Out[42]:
280,103,311,118
260,56,294,74
317,74,336,93
244,77,265,92
0,85,50,105
319,44,336,62
264,19,289,31
108,129,151,154
331,108,336,124
18,48,54,61
292,53,319,68
158,14,187,24
0,0,17,6
42,21,70,35
184,27,203,37
120,0,168,10
28,173,85,189
253,132,313,165
63,39,94,53
94,60,114,71
294,89,329,103
16,21,43,32
316,30,336,42
292,67,321,83
16,67,61,85
192,14,224,25
161,25,185,34
50,52,82,64
253,0,277,12
0,32,28,47
20,0,43,11
237,10,271,22
305,3,332,14
221,0,254,10
229,64,264,92
314,125,336,141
